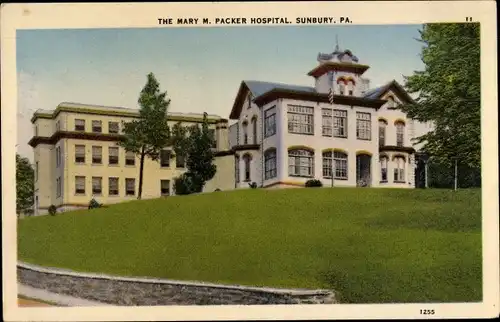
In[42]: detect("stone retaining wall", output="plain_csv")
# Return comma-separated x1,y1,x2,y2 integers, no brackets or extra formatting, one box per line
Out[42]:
17,263,338,306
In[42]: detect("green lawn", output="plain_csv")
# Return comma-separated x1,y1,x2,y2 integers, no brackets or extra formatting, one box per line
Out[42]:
17,188,482,304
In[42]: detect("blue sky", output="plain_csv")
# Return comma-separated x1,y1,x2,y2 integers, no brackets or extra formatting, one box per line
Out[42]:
17,25,424,160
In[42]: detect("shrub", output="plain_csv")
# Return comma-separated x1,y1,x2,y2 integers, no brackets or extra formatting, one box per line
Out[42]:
88,198,102,209
248,182,258,189
305,179,323,188
214,188,221,192
48,205,57,216
174,173,204,195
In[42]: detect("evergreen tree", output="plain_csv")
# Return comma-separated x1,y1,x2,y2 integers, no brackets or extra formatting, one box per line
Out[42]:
171,113,217,194
401,23,480,170
16,153,34,213
118,73,171,199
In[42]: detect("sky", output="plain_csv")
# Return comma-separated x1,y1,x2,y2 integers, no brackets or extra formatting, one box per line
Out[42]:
17,24,425,162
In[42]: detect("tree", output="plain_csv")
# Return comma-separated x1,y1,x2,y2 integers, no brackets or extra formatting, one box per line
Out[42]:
401,23,480,170
171,113,217,194
16,153,34,213
118,73,171,199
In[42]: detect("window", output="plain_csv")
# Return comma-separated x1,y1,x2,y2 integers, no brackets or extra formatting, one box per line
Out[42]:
242,154,251,182
75,119,85,132
396,122,405,147
356,112,371,140
160,150,170,167
56,177,61,197
108,147,119,165
264,149,277,180
288,149,314,177
334,110,347,137
92,146,102,164
55,146,61,167
75,176,85,194
380,156,388,182
242,122,248,144
287,105,314,135
379,120,387,147
264,107,276,138
108,121,119,134
125,151,135,166
35,126,38,136
35,162,39,181
56,120,61,132
338,82,346,95
235,155,240,183
161,180,170,196
109,177,119,195
322,109,333,137
75,120,85,132
75,145,85,163
252,118,258,144
176,153,185,168
323,151,348,179
92,177,102,194
394,157,406,182
125,178,135,196
92,120,102,133
208,129,216,148
348,90,353,96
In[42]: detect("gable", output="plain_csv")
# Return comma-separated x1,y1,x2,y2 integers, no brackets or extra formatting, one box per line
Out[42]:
363,80,414,105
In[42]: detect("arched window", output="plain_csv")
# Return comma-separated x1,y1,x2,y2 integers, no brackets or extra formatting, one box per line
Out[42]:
334,151,348,179
393,156,405,182
380,155,388,182
252,117,258,144
242,121,248,145
288,149,314,177
338,82,346,95
264,148,277,180
243,154,252,182
235,155,240,183
396,121,405,147
378,119,387,147
347,80,355,96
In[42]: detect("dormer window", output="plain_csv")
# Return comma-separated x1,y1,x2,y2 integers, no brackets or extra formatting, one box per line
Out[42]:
247,94,252,109
387,96,397,108
338,82,346,95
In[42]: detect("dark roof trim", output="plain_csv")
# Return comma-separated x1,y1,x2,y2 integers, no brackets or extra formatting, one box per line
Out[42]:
28,131,124,148
232,144,260,151
376,80,415,105
31,105,228,124
254,88,386,109
307,62,370,77
379,145,416,153
229,81,250,120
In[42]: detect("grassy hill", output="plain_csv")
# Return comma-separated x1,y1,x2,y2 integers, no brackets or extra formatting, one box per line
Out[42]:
17,187,482,304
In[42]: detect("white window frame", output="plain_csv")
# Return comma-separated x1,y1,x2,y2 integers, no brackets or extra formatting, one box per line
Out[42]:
287,105,314,135
393,156,406,182
380,156,388,182
356,112,372,140
125,178,135,196
264,149,277,180
264,106,277,138
288,149,314,177
75,176,86,195
396,122,405,147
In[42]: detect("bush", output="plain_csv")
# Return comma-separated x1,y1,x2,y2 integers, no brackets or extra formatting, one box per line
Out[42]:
174,173,204,195
248,182,258,189
305,179,323,188
48,205,57,216
88,198,102,209
214,188,221,192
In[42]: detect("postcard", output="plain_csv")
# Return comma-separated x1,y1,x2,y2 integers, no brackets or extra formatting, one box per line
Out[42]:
1,1,498,321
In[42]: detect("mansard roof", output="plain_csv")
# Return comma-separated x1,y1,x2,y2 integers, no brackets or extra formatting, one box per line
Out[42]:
229,80,387,119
